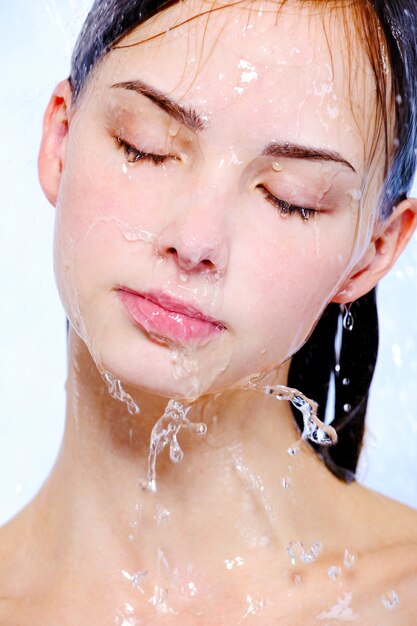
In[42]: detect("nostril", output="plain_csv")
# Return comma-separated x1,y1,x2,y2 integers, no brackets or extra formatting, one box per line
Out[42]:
167,247,177,255
202,259,213,267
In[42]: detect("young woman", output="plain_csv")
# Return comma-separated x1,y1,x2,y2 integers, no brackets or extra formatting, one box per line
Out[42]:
1,0,416,623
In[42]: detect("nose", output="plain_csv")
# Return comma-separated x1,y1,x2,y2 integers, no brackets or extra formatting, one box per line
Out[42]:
156,198,229,274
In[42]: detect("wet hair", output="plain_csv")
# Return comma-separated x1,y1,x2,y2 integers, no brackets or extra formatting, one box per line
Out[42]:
69,0,417,482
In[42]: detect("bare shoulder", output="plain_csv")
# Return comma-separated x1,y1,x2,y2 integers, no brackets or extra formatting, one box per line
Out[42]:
0,514,41,625
346,483,417,621
353,481,417,544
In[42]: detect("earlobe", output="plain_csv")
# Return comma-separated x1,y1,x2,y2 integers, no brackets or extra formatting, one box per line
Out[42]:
38,79,73,207
332,197,417,304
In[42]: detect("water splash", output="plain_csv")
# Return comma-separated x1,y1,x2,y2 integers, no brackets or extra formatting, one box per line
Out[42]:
287,539,323,565
140,399,207,492
102,372,141,415
381,590,399,609
244,375,337,447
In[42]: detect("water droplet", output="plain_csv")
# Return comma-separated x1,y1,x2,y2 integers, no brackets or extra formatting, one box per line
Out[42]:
343,548,356,569
272,161,284,172
335,364,341,373
342,306,354,331
342,378,350,386
242,594,265,617
343,403,351,413
128,519,140,530
328,565,342,581
121,569,148,591
149,586,175,614
169,438,184,463
114,601,141,626
287,540,323,565
224,556,245,570
187,581,198,597
179,272,189,283
281,476,292,489
195,423,207,436
381,590,399,609
154,505,171,525
287,445,301,456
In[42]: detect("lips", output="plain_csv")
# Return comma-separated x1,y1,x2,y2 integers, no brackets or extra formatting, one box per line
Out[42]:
117,288,225,345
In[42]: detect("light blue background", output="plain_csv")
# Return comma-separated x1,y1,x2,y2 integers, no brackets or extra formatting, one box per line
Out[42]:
1,0,416,525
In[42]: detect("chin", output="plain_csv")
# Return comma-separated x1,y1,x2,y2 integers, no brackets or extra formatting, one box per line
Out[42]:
89,319,237,403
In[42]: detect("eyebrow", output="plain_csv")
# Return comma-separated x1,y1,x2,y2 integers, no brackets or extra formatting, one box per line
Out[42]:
262,142,357,173
110,79,207,132
110,79,357,173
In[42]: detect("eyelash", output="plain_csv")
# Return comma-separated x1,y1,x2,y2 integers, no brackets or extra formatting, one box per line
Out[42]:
259,186,318,221
115,136,172,166
115,138,318,221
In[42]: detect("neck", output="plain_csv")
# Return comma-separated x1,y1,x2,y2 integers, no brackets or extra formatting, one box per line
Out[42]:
14,328,351,616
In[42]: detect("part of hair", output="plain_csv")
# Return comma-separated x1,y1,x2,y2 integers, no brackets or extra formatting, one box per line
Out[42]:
69,0,417,482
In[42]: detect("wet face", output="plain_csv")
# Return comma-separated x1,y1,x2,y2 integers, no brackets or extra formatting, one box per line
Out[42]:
53,0,380,400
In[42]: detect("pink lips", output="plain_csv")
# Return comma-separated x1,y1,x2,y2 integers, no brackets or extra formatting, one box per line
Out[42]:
117,288,225,345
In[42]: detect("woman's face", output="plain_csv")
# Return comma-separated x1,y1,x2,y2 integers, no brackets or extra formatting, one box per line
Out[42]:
53,1,380,400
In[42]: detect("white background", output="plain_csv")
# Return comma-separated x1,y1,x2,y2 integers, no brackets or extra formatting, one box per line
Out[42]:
1,1,416,525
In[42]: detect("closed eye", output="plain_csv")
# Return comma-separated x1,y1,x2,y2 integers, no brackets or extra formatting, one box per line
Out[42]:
258,186,318,221
115,136,175,166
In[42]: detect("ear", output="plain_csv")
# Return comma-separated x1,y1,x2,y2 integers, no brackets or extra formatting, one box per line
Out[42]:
332,197,417,304
38,79,73,207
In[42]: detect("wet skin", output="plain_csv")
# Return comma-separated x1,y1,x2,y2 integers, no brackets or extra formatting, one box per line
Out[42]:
1,0,417,624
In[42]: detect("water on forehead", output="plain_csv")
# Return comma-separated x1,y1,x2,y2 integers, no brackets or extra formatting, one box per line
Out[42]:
100,0,372,176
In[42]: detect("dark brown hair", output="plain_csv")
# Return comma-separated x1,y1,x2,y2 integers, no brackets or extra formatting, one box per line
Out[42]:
69,0,417,482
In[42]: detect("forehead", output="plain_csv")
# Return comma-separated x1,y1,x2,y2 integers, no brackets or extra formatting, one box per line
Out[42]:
90,0,377,174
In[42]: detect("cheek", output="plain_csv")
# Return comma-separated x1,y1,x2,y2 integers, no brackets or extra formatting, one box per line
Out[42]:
232,213,356,361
